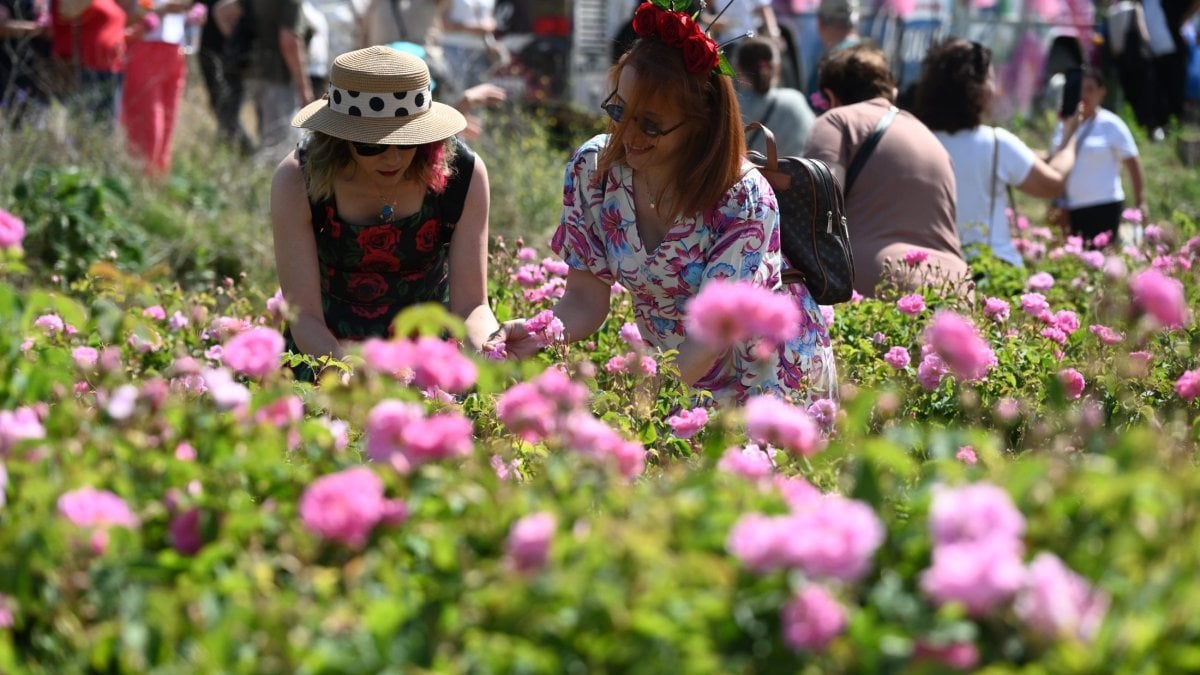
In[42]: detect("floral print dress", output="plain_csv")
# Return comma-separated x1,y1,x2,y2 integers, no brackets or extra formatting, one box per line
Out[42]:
551,134,837,406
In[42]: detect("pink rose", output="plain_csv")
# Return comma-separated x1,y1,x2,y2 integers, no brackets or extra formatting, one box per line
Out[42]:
1130,268,1189,329
1059,368,1086,400
299,466,405,548
505,512,556,573
221,327,285,378
781,586,847,651
0,208,25,251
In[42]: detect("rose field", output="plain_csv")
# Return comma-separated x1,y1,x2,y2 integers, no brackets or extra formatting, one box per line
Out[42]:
2,104,1200,673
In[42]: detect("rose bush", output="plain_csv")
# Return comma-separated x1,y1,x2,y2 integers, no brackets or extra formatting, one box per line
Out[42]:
0,198,1199,673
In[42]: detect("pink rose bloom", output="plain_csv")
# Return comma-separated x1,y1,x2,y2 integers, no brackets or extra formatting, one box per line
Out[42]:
604,354,630,374
956,446,978,465
929,482,1025,548
299,466,405,548
903,249,930,266
1053,310,1080,334
516,246,538,261
1092,231,1112,247
618,322,646,347
514,263,546,287
1130,268,1189,329
0,594,12,629
363,336,478,393
33,313,64,334
72,346,99,370
559,411,646,479
365,399,425,460
807,398,838,432
175,442,197,461
142,305,166,321
775,475,823,511
0,406,46,454
1078,250,1105,269
1089,324,1124,345
744,395,825,457
1014,552,1109,642
496,368,587,442
727,513,791,573
1019,293,1048,316
917,347,949,391
896,293,926,316
526,309,566,347
883,346,910,369
1040,326,1067,345
1059,368,1086,400
983,297,1010,322
781,585,847,651
638,355,658,376
1175,368,1200,402
0,209,25,250
201,368,250,410
393,412,474,473
1026,272,1055,291
923,311,995,382
995,397,1021,422
920,540,1026,616
490,454,522,482
254,395,304,427
58,487,139,529
717,444,776,480
265,290,286,319
685,280,800,351
541,256,569,276
221,326,285,378
505,512,556,573
667,407,709,439
782,495,886,581
1121,207,1143,223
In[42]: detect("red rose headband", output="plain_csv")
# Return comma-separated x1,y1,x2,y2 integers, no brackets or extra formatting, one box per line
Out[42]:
631,0,737,77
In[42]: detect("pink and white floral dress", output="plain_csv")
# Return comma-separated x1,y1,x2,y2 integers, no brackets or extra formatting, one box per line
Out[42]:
550,134,837,406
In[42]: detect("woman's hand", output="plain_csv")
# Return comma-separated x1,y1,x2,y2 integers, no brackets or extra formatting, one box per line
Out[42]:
485,319,541,360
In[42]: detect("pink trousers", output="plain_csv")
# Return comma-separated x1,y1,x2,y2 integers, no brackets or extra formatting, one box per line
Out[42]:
121,41,186,176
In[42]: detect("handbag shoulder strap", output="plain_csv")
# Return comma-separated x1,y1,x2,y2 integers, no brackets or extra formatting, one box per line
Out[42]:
844,104,898,197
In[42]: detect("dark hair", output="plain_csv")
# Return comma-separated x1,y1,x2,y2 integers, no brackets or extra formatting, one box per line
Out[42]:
913,39,993,133
1082,67,1106,89
817,44,894,105
735,37,778,96
597,38,745,223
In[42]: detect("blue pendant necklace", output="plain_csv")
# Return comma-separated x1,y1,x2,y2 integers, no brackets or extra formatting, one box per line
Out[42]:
379,194,398,223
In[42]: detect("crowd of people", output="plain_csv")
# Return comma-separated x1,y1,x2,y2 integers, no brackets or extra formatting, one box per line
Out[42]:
0,0,1193,406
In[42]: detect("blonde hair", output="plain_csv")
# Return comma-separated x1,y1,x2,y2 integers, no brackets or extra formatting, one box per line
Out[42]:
301,132,454,203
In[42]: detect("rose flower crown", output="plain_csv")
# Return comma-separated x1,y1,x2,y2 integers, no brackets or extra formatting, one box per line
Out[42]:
632,0,739,76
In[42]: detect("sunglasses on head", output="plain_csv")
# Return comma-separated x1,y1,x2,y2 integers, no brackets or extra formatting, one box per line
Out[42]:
600,91,685,140
351,141,418,156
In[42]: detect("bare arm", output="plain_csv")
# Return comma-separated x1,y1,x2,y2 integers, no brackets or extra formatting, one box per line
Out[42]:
552,267,613,342
279,27,313,105
672,337,724,386
270,153,342,359
1016,159,1067,199
448,154,500,350
1124,155,1146,217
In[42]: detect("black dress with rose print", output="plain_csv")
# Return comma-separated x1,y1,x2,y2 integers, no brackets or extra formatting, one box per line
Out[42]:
285,138,475,374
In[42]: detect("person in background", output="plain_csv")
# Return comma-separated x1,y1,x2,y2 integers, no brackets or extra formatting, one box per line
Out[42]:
121,0,202,176
489,3,836,407
360,0,457,103
706,0,782,57
803,44,970,297
736,35,815,157
245,0,311,156
441,0,506,91
271,46,498,375
50,0,128,125
301,0,328,97
914,39,1080,268
197,0,252,153
0,0,51,127
807,0,859,94
1050,67,1146,243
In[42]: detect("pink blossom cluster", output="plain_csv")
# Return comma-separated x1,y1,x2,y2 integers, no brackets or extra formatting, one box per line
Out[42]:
362,336,478,393
604,352,657,376
525,309,566,347
1175,368,1200,402
982,297,1010,322
201,367,251,410
922,312,996,383
58,487,139,530
0,406,45,455
505,512,556,573
0,208,25,251
921,483,1025,616
883,346,910,370
1026,272,1055,291
495,367,589,442
558,411,646,479
255,395,304,428
903,249,929,266
744,395,825,457
1088,324,1124,345
299,466,407,548
221,326,285,378
896,293,926,316
365,399,474,474
618,322,646,347
666,406,709,438
781,585,847,651
916,344,950,390
1129,268,1189,330
1058,368,1086,400
717,444,776,480
727,493,884,580
1014,552,1110,642
684,280,800,351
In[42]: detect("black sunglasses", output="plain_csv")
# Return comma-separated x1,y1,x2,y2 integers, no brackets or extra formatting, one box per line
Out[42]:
600,91,685,139
351,141,418,156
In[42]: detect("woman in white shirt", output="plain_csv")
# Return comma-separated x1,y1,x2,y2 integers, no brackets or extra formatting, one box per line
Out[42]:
1050,68,1147,242
913,39,1079,266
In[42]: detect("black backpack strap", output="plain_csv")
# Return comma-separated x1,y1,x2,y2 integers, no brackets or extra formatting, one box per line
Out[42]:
438,139,476,225
844,104,898,197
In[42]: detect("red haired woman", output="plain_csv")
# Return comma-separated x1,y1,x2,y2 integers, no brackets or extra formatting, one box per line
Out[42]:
490,2,836,407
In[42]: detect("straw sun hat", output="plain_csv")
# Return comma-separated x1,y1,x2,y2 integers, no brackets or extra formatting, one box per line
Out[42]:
292,46,466,145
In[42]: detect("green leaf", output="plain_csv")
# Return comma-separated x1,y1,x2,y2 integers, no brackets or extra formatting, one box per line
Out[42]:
717,53,736,77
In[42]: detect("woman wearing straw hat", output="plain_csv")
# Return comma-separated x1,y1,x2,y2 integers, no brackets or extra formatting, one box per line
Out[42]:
272,45,499,370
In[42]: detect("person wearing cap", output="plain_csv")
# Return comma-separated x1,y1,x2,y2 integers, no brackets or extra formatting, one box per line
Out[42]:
272,46,499,372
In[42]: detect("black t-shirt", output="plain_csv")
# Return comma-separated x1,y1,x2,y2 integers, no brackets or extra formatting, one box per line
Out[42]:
0,0,51,99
